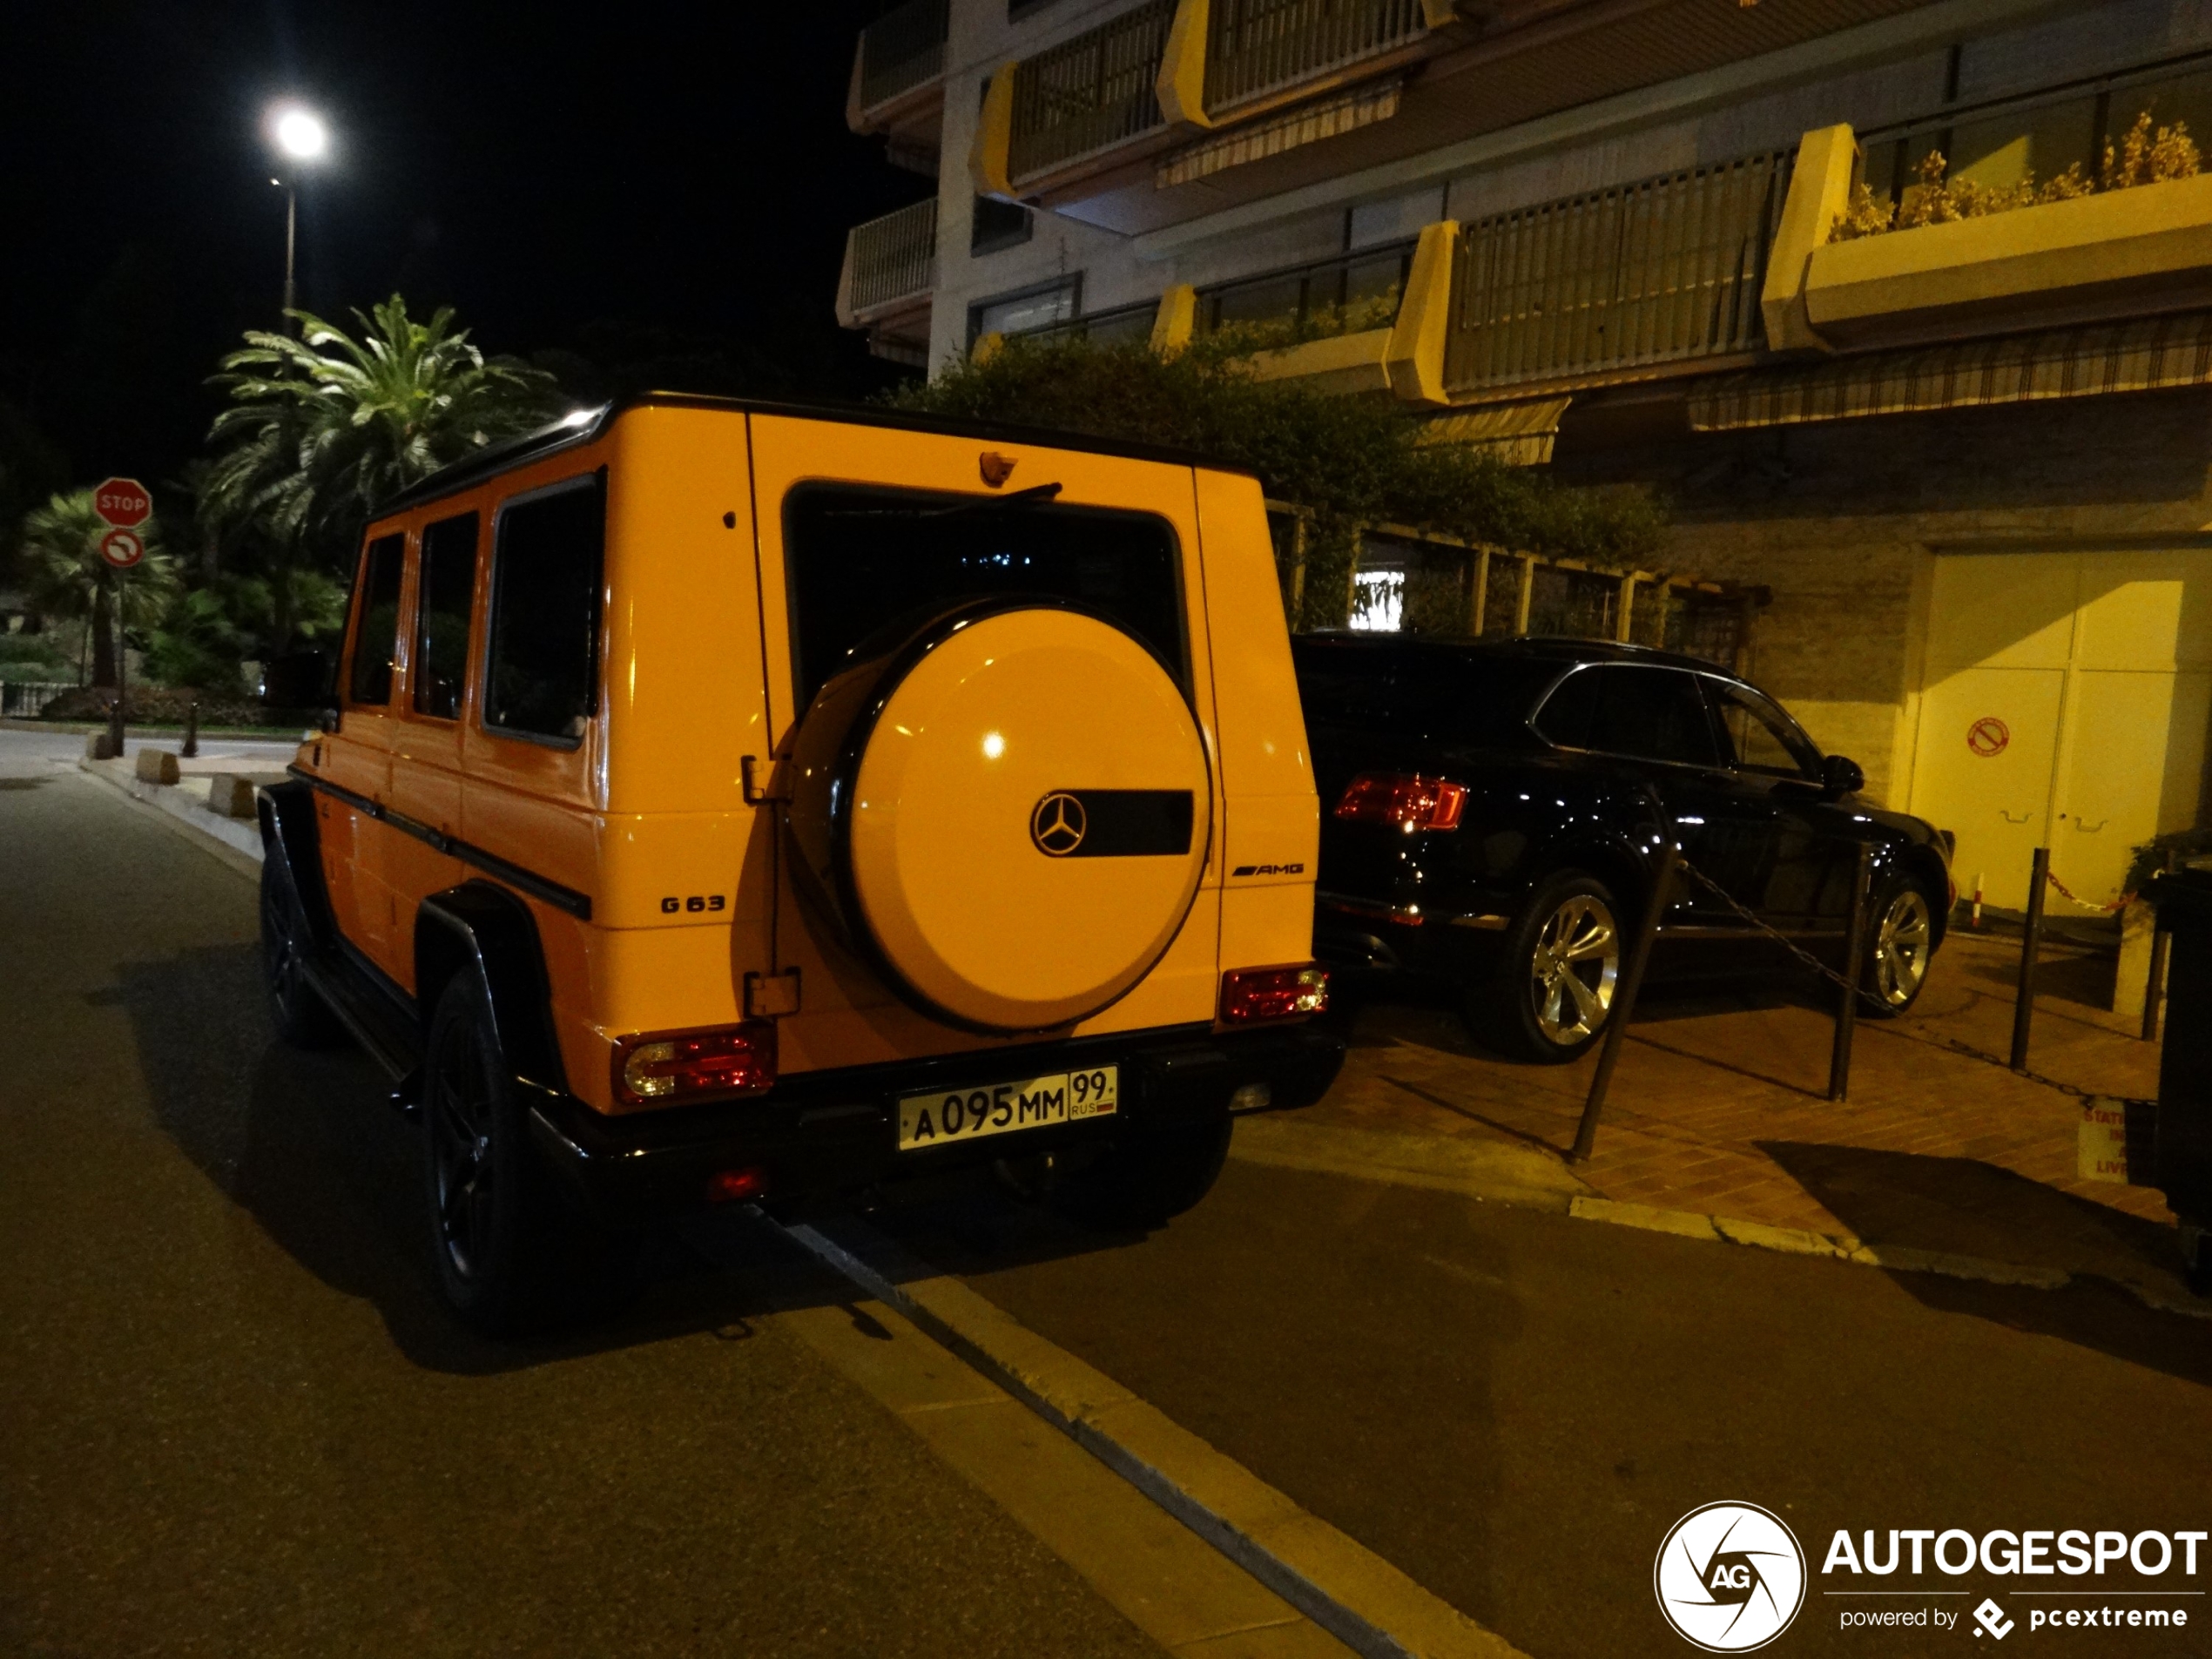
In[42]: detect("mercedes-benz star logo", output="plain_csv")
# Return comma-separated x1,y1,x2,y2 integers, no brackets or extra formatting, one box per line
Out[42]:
1030,792,1087,857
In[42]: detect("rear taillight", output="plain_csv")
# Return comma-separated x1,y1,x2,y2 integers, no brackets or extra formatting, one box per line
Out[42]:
612,1022,778,1106
1333,772,1467,833
1220,964,1330,1025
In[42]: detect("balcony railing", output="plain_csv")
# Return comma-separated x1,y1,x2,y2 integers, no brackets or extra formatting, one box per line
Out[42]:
1008,0,1177,183
1197,240,1414,344
1446,149,1793,395
859,0,949,112
1015,300,1163,349
1204,0,1428,114
846,199,939,315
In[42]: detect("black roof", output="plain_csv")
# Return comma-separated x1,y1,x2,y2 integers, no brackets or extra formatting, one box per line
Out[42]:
1292,631,1730,678
370,391,1264,520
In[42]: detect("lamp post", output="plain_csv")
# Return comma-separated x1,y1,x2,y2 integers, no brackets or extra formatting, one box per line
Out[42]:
266,104,329,328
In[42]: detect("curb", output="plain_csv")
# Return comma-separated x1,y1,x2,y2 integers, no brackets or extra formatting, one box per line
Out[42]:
1227,1119,2211,1317
779,1216,1529,1659
72,758,265,877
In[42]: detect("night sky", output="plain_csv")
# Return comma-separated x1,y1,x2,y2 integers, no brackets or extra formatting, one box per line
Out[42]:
2,1,926,494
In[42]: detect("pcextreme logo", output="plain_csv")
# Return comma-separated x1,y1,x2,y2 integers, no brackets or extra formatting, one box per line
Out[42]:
1656,1502,1808,1652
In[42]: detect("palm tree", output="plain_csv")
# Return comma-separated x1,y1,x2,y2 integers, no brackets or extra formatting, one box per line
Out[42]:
20,489,180,689
202,296,562,627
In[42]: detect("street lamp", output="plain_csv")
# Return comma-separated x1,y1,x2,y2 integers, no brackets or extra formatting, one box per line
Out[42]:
264,103,330,327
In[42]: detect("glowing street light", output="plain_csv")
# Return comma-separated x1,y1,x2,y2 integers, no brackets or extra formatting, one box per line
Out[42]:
264,103,332,327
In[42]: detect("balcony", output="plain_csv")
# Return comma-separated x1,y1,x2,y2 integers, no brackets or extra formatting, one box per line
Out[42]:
1762,124,2212,354
1003,0,1179,188
1014,299,1164,351
851,0,948,128
836,199,939,364
1203,0,1431,118
1445,148,1794,397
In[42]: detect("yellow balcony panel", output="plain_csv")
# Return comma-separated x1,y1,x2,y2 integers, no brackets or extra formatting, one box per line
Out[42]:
1803,173,2212,350
1248,327,1395,395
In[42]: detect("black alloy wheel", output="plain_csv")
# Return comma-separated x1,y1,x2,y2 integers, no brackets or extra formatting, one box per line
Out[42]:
260,853,338,1047
422,973,550,1332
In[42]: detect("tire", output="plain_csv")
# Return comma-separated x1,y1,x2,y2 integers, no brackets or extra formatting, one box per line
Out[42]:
260,852,340,1048
1051,1103,1232,1231
421,973,618,1332
2180,1224,2210,1301
1474,873,1623,1063
1861,877,1938,1017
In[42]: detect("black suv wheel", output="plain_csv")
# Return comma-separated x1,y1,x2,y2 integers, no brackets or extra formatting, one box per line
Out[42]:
1475,872,1622,1063
260,853,338,1048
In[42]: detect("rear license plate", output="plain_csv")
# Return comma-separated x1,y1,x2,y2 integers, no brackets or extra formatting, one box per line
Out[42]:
897,1066,1119,1152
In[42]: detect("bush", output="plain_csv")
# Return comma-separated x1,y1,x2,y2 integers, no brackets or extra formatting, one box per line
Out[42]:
889,335,1665,628
0,634,72,683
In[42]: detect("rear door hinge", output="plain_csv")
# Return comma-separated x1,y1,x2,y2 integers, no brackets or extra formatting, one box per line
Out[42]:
745,968,802,1018
742,755,792,804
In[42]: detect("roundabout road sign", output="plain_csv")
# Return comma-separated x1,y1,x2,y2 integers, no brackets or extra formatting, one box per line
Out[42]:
99,529,146,570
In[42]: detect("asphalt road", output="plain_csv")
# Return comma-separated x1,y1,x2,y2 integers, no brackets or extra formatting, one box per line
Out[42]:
0,765,1163,1658
9,736,2210,1658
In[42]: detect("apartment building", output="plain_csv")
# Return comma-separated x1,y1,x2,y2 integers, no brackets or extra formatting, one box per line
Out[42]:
836,0,2212,912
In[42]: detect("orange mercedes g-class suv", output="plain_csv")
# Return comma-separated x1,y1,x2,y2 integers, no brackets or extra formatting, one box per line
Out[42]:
259,395,1335,1327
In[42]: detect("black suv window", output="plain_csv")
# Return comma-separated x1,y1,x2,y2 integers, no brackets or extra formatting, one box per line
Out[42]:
784,484,1185,707
413,511,479,721
1707,679,1821,779
486,476,604,745
1293,640,1559,739
346,533,405,706
1537,664,1719,767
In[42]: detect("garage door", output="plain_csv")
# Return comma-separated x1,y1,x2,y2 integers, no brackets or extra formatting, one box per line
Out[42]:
1909,550,2212,911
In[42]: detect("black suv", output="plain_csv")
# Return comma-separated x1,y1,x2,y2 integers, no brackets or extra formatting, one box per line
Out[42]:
1295,634,1952,1062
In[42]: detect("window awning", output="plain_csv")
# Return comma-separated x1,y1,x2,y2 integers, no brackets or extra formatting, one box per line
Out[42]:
1687,310,2212,432
1417,396,1572,466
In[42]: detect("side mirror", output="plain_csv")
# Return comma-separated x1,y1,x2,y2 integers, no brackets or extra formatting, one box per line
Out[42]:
1823,754,1865,797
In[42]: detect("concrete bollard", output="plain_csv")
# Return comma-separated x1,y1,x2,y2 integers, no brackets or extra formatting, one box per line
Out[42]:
84,732,116,762
205,774,261,819
133,748,181,786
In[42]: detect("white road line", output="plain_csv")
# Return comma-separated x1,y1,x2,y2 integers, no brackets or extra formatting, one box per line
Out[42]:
779,1216,1529,1659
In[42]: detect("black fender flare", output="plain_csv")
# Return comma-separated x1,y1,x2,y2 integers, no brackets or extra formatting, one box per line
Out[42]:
257,779,336,951
414,881,570,1097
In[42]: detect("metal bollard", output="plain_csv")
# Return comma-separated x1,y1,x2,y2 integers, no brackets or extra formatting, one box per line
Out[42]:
106,698,125,761
1829,842,1872,1102
181,699,199,759
1573,840,1679,1163
2143,850,2176,1043
2011,846,2049,1073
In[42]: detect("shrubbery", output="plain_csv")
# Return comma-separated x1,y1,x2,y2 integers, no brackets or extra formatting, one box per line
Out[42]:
889,334,1665,628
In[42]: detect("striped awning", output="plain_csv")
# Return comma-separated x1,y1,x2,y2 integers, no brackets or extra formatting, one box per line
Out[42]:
1417,395,1572,466
1688,311,2212,432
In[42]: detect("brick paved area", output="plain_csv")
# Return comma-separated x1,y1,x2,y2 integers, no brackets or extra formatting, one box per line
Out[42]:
1305,927,2182,1286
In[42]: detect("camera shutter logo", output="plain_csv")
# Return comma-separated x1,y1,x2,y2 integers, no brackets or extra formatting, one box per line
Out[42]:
1654,1502,1806,1652
1030,792,1087,856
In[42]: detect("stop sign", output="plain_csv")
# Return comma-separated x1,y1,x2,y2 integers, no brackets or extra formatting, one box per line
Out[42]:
93,477,152,529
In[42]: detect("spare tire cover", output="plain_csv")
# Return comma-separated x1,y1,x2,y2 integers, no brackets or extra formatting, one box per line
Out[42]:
786,602,1211,1033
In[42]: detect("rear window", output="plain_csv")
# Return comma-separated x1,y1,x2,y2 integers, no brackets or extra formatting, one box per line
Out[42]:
783,484,1186,708
486,475,604,745
1292,639,1558,741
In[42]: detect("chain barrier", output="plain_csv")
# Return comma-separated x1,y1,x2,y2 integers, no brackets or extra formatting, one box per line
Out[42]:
2043,866,2132,915
1671,855,1892,1013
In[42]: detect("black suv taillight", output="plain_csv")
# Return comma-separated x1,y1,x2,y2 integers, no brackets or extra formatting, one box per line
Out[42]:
1332,772,1467,832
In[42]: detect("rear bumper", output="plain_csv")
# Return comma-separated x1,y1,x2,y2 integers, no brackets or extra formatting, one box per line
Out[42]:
525,1021,1344,1224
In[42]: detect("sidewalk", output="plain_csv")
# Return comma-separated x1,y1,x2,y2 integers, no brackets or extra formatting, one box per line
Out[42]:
1266,929,2197,1302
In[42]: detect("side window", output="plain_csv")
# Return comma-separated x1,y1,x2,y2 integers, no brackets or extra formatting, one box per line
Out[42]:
485,476,604,745
412,511,480,720
1532,666,1598,748
1567,664,1720,767
346,533,406,707
1709,681,1822,779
